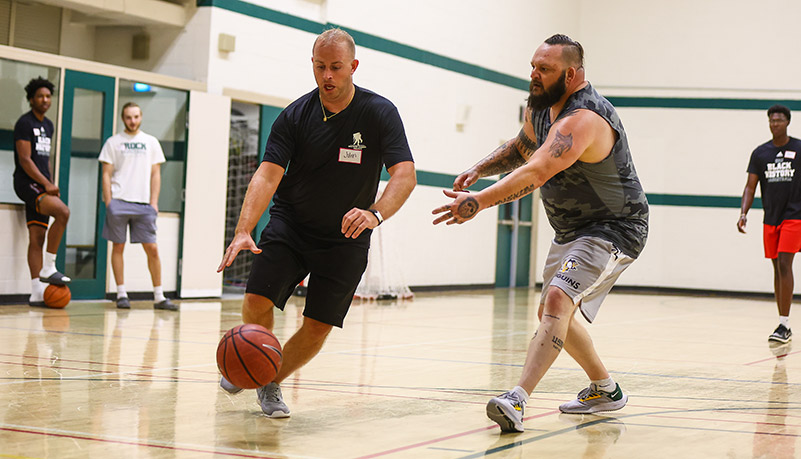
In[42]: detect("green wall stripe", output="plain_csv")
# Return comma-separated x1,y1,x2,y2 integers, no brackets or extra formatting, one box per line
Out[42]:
198,1,801,109
609,96,801,111
197,0,528,90
397,169,760,209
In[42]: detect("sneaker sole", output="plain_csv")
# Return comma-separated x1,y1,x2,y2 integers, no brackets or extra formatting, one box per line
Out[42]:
263,410,290,418
768,336,792,344
559,394,628,414
486,399,524,432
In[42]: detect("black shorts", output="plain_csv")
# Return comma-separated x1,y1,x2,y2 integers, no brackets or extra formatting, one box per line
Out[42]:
13,179,49,228
246,218,369,328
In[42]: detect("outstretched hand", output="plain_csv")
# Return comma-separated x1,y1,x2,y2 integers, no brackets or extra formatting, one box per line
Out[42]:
217,232,262,272
432,189,481,225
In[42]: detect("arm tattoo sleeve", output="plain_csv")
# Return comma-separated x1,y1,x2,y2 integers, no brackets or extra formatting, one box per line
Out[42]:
514,130,538,161
549,129,573,158
473,139,527,177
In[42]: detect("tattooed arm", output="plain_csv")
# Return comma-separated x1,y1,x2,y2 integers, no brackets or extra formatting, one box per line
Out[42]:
433,109,611,225
453,108,539,191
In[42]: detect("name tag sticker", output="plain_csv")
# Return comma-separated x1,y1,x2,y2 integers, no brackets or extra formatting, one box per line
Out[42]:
786,151,797,159
339,148,362,164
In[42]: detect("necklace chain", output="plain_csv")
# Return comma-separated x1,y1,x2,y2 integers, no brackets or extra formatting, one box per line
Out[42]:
320,89,355,122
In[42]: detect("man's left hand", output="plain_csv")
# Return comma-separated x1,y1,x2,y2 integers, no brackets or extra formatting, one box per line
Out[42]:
342,208,379,238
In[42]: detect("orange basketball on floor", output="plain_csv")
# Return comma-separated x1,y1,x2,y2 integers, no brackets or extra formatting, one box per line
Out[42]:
43,284,71,309
216,324,282,389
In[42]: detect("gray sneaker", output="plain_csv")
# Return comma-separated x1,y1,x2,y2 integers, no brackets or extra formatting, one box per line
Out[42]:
219,375,243,394
154,298,178,311
559,383,627,414
116,297,131,309
257,382,290,418
486,390,526,432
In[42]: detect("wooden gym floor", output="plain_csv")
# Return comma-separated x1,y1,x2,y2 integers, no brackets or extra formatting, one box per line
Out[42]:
0,289,798,458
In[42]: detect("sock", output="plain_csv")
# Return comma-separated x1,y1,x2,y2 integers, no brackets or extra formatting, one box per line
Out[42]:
511,385,529,402
40,252,57,278
154,286,165,303
780,316,790,329
30,278,45,301
591,377,616,393
116,285,128,299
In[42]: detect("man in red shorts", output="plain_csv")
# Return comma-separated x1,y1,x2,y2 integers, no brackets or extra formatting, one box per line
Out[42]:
738,104,801,343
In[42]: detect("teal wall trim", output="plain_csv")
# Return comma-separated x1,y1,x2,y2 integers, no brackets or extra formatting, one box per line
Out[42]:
197,0,528,90
402,170,760,209
609,96,801,111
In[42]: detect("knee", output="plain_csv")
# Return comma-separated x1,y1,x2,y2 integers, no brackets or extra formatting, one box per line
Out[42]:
112,243,125,255
301,318,333,341
54,203,70,221
541,286,574,318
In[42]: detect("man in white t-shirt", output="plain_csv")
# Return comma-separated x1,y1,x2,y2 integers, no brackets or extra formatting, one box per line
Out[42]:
99,102,177,311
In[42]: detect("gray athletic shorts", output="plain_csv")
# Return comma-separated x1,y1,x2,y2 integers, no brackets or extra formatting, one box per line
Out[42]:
541,236,635,323
102,199,158,244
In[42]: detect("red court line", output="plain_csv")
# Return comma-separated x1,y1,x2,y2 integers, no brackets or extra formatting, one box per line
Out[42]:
0,427,276,458
353,410,559,459
744,349,801,366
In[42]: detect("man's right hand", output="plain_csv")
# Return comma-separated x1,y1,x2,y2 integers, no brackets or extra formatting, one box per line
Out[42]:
217,232,262,272
453,169,479,191
737,214,747,233
45,182,60,196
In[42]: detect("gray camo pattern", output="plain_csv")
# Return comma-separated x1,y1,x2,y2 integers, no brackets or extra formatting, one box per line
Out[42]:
532,84,649,258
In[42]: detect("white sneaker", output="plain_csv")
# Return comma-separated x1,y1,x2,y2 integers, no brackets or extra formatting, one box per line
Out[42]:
257,382,290,418
219,375,243,395
486,390,526,432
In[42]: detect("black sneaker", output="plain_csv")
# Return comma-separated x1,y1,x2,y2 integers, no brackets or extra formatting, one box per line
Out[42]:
154,298,178,311
116,297,131,309
769,324,792,343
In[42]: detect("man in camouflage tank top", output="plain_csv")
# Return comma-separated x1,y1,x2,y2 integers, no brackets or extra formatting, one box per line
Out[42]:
433,34,648,432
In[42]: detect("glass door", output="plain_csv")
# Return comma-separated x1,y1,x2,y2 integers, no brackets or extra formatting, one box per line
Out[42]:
56,70,114,299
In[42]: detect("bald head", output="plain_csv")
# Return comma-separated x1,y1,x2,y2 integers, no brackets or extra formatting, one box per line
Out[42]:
313,28,356,60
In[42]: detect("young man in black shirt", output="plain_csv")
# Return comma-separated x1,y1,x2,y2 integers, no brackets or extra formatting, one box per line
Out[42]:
217,28,416,417
13,77,71,307
738,104,801,343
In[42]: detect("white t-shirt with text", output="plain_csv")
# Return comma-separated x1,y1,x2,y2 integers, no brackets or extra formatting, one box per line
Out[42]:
98,131,166,204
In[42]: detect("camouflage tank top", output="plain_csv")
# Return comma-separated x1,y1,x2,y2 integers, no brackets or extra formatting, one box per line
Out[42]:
533,83,649,258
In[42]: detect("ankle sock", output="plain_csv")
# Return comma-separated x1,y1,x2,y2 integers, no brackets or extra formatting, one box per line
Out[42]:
592,377,616,393
511,385,529,402
39,252,58,278
30,278,45,301
154,286,165,303
780,316,790,329
116,285,128,299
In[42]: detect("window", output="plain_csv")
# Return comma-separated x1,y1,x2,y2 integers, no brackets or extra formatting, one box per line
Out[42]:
117,79,188,212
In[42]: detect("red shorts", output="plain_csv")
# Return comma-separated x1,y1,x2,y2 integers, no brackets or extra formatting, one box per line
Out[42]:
763,219,801,258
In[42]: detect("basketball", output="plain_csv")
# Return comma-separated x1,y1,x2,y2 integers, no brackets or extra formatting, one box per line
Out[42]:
43,284,71,309
216,324,282,389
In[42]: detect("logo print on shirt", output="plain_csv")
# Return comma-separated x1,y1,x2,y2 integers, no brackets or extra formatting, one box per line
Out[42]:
349,132,366,150
786,151,797,159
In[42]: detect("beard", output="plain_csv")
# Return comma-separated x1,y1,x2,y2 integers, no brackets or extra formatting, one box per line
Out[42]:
527,70,567,111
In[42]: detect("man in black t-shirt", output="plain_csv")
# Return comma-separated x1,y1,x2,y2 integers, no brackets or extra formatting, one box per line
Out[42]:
217,28,416,417
738,104,801,343
13,77,71,307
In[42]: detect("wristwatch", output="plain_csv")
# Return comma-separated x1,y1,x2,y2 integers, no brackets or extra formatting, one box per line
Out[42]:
368,208,383,226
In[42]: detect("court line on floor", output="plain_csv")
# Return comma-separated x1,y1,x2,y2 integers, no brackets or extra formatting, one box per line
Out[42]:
0,425,319,459
351,410,559,459
459,406,801,458
744,349,801,365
